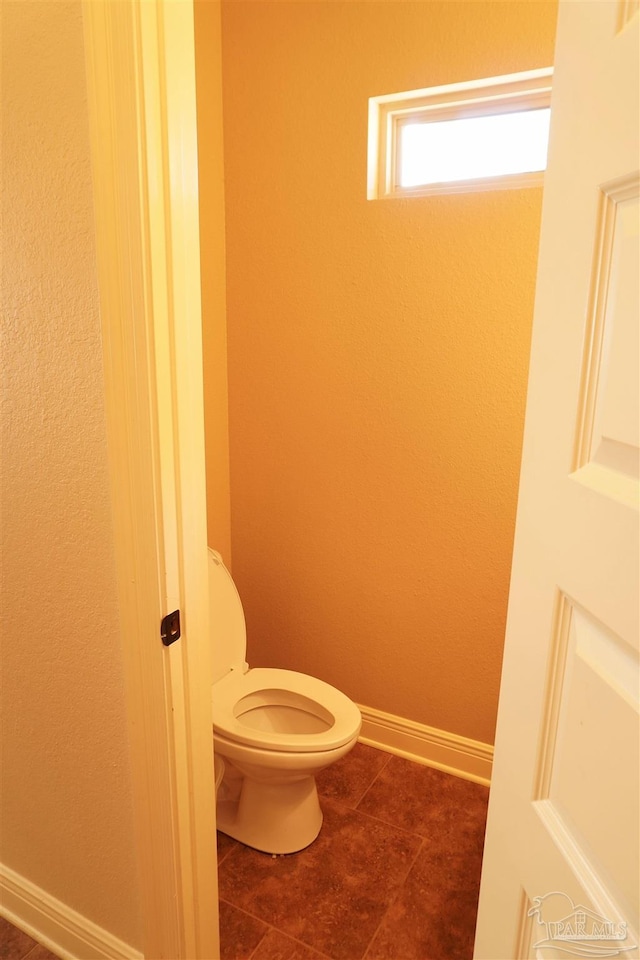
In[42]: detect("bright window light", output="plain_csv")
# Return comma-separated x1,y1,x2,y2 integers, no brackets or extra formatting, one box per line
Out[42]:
400,108,551,188
368,68,554,199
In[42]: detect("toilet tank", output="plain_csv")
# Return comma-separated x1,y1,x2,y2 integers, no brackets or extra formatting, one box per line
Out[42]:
208,549,248,683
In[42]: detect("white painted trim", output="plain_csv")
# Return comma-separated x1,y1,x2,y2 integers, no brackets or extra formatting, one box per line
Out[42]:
358,704,493,786
82,3,218,958
0,864,142,960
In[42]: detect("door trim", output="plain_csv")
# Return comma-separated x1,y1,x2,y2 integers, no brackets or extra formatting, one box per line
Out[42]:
82,3,218,957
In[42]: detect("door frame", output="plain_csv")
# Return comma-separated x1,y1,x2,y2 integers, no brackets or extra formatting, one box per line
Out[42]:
83,2,219,957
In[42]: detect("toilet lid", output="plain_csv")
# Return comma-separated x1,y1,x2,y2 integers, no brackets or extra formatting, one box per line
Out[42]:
208,548,247,682
212,667,362,753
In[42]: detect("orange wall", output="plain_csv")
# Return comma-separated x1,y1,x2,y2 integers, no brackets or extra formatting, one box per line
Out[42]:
195,0,232,566
1,1,141,944
219,0,558,745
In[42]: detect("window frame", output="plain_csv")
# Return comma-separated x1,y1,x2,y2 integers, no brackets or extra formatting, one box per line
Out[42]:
367,67,554,200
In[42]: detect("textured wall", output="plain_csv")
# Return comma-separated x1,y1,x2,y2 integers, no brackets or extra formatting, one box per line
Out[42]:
1,1,141,945
220,0,558,745
195,0,232,567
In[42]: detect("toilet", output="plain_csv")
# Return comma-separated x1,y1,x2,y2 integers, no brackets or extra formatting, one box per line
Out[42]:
209,548,361,854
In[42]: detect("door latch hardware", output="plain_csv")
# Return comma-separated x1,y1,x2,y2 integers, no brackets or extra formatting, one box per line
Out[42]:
161,609,181,646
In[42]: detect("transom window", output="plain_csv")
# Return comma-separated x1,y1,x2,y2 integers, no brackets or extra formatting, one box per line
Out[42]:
368,67,553,199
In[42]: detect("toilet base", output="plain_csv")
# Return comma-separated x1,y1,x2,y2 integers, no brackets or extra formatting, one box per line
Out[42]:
216,773,323,854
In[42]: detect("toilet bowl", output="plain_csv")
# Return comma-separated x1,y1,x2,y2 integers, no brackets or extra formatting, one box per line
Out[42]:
209,549,361,854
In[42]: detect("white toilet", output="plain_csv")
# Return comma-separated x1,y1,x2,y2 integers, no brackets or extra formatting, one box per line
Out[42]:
209,548,361,854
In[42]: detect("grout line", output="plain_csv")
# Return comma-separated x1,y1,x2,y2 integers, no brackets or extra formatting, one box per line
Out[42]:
245,922,268,960
398,834,427,889
316,750,392,811
0,925,54,960
346,794,429,841
21,946,56,960
237,905,332,960
351,750,393,809
216,836,238,868
218,897,278,948
318,791,423,845
249,921,332,960
359,837,427,960
220,898,269,959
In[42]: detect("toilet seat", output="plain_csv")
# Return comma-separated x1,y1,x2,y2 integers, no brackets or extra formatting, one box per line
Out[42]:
212,667,361,753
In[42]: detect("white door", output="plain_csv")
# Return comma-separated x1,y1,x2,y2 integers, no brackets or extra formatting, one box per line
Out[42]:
474,2,639,958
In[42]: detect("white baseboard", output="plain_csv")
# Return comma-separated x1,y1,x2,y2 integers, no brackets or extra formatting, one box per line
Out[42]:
0,863,142,960
357,704,493,786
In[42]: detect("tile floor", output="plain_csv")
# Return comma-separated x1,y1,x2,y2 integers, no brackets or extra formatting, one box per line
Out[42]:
0,918,60,960
0,744,489,960
218,743,489,960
